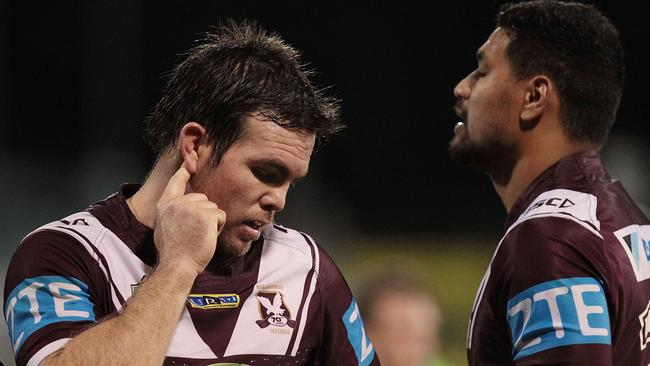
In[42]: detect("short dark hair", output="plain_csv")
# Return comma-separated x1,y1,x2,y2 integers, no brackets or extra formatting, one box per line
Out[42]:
144,19,343,163
497,0,624,145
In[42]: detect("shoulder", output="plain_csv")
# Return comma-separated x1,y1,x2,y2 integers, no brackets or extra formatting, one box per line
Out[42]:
261,224,316,256
491,189,612,304
5,212,109,295
26,211,109,245
499,188,605,270
11,211,110,264
508,188,602,239
261,224,322,267
14,211,109,264
260,224,342,279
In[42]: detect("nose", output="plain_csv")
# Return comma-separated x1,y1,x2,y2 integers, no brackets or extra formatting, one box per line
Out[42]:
454,74,471,100
260,186,288,213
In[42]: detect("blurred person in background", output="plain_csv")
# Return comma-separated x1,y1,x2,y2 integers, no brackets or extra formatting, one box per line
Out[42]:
450,0,650,364
360,273,447,366
3,20,379,366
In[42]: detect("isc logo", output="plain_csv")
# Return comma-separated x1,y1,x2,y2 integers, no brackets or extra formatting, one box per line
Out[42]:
506,277,611,360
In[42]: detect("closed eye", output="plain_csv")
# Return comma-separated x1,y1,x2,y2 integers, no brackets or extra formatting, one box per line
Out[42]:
252,166,285,186
250,158,305,187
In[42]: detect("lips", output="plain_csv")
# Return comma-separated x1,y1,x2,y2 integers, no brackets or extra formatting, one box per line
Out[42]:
454,121,466,134
454,101,467,122
237,219,270,242
243,219,269,230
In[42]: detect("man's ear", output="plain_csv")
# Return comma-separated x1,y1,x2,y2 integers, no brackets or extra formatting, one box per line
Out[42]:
178,122,206,174
520,76,551,130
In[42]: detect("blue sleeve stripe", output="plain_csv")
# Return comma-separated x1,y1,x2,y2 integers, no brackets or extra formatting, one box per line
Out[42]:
506,277,611,360
4,276,95,353
343,299,376,366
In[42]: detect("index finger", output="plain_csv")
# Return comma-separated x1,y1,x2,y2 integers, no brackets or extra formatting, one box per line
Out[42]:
159,162,191,204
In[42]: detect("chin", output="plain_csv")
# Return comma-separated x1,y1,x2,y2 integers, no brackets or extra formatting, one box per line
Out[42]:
449,134,493,174
450,133,477,164
449,135,518,184
216,238,253,258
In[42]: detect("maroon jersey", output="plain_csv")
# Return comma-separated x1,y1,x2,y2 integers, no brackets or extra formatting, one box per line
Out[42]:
467,150,650,365
3,185,379,366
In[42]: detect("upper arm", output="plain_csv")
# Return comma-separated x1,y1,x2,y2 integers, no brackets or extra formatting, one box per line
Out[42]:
312,246,379,366
498,217,613,364
3,229,108,366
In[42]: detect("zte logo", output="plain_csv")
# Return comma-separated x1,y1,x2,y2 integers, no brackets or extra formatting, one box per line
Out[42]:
4,276,95,352
343,299,375,366
506,277,611,360
526,197,575,214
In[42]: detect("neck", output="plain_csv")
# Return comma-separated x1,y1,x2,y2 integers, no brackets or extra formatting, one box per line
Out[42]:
126,150,181,228
492,139,596,213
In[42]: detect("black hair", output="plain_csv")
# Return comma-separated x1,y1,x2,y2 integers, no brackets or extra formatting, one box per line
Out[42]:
144,19,343,163
497,0,624,145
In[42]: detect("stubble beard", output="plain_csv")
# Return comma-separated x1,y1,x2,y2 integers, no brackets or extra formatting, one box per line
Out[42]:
449,126,492,173
217,239,252,257
448,123,517,185
213,225,254,259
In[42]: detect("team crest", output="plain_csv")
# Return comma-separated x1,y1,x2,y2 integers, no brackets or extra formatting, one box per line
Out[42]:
256,291,295,328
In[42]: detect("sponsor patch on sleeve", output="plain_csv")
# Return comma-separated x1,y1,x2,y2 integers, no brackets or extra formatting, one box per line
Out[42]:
342,299,375,366
614,224,650,282
506,277,611,360
4,276,95,353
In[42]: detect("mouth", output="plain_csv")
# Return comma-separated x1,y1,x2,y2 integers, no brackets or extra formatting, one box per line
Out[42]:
454,121,466,134
234,219,270,244
453,102,467,123
243,219,270,230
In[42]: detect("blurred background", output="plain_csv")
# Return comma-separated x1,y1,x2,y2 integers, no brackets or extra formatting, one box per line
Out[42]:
0,1,647,365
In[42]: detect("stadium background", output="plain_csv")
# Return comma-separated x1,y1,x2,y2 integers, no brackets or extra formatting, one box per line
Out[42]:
0,1,647,364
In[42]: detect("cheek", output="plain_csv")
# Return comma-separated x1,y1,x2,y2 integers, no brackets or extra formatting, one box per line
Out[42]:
191,169,236,206
220,175,264,208
468,87,510,136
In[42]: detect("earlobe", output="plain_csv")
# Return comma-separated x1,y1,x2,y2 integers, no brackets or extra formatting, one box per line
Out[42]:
178,122,206,174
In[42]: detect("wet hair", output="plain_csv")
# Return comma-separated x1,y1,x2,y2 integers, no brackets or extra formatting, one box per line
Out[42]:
144,19,343,163
497,0,624,145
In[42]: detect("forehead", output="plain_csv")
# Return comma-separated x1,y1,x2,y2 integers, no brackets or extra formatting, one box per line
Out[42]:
476,27,511,64
238,115,315,153
229,114,315,171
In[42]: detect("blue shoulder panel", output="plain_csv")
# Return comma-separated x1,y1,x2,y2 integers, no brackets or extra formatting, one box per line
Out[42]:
4,276,95,353
342,298,375,366
506,277,611,360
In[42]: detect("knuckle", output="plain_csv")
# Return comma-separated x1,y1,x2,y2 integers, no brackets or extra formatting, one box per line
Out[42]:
192,193,208,201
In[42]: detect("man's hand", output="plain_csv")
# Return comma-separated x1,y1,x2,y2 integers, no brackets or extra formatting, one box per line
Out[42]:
154,163,226,275
40,165,224,366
